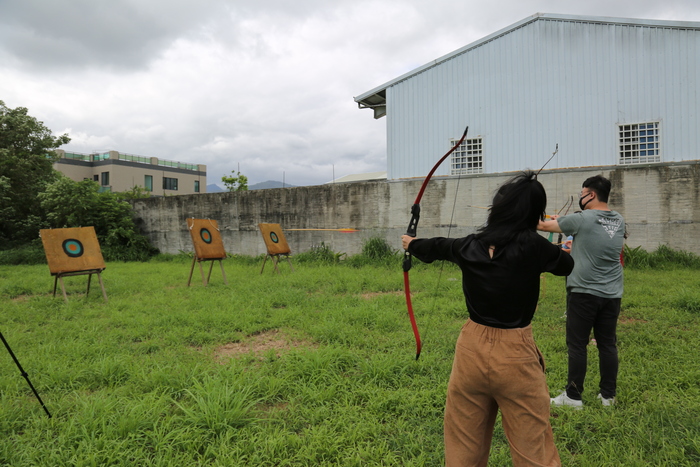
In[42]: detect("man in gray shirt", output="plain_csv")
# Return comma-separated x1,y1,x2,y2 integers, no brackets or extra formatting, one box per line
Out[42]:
539,175,625,408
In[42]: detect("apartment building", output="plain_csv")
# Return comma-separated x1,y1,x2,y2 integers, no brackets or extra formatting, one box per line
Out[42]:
54,150,207,196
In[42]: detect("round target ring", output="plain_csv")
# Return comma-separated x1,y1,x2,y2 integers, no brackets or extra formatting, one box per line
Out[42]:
269,232,279,243
200,228,213,244
62,239,84,258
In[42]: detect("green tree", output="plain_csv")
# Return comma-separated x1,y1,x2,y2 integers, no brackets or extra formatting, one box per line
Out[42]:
38,177,158,261
221,170,248,191
116,185,152,201
0,100,70,244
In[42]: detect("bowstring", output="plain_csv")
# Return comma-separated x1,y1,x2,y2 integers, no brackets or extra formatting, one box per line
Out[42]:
426,141,464,345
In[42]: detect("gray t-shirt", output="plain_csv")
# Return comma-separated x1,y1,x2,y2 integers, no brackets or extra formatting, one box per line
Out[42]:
557,209,625,298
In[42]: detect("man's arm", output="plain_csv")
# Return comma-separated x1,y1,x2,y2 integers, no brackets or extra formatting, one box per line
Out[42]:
537,218,563,233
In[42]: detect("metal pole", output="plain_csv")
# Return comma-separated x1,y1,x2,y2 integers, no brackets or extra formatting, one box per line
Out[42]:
0,331,52,418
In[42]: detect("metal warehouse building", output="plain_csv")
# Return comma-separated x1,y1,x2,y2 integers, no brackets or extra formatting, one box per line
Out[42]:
355,13,700,179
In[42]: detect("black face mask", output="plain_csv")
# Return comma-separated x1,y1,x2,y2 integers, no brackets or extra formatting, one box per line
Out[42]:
578,193,593,211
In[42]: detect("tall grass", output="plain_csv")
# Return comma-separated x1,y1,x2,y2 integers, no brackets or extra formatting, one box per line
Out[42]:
623,244,700,269
1,252,699,465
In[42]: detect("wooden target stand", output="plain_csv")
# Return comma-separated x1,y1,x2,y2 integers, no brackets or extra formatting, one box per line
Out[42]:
186,218,228,286
258,223,294,274
40,227,108,303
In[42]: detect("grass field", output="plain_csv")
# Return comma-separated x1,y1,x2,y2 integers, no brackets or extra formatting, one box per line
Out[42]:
1,255,699,466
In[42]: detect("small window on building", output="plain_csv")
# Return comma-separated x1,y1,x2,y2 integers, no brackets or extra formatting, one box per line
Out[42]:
145,175,153,192
451,137,483,175
93,175,99,182
101,171,110,186
194,180,200,193
619,122,660,164
163,177,178,191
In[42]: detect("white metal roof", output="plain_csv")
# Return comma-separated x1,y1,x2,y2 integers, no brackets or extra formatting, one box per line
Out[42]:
354,12,700,117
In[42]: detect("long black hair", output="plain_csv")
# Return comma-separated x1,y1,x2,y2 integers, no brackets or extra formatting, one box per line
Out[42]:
475,170,547,245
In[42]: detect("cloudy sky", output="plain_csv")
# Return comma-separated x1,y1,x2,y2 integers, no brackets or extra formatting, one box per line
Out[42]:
1,1,698,188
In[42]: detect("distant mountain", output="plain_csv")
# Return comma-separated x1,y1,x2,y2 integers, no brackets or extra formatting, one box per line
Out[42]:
206,184,225,193
249,180,297,190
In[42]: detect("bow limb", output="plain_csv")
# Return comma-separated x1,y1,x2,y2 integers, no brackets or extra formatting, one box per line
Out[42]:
403,270,421,360
403,125,469,360
556,195,574,245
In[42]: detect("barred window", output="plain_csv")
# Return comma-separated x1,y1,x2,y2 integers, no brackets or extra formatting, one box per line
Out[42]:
451,137,483,175
619,122,660,164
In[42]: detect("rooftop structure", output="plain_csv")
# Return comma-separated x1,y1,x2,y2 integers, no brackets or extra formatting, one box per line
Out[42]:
54,149,207,196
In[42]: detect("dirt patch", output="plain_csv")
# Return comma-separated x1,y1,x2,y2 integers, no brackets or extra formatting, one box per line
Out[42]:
11,295,32,302
214,329,315,363
258,401,289,417
619,315,648,324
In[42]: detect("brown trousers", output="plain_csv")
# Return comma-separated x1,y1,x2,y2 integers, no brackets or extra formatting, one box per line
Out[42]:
444,320,561,467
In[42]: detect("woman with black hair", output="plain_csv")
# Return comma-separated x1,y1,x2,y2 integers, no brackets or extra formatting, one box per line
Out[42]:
402,171,573,467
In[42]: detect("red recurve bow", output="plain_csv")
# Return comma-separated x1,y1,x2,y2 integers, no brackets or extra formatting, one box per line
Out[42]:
403,125,469,360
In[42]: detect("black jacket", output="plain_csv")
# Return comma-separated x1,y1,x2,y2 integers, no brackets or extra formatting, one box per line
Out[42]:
408,231,574,328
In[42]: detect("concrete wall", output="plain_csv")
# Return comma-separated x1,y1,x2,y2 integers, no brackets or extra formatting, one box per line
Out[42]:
130,162,700,257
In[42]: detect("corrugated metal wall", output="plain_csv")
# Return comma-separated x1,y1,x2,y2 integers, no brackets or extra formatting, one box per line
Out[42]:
387,18,700,179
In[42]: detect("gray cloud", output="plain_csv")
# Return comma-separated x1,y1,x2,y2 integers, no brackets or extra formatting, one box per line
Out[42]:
1,0,698,187
0,0,227,71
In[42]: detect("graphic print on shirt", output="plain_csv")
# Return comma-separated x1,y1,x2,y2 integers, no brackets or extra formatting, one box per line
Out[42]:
599,217,622,239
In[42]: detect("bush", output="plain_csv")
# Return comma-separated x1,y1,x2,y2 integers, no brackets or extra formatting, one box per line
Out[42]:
38,177,158,262
650,244,700,268
294,242,346,264
0,242,46,265
623,245,650,268
101,226,159,262
344,237,401,268
624,244,700,269
361,237,397,260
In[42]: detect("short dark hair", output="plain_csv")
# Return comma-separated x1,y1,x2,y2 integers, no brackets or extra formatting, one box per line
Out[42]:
476,170,547,245
582,175,611,203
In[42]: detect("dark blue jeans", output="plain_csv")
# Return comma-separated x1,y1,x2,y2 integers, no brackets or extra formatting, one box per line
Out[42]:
565,292,621,400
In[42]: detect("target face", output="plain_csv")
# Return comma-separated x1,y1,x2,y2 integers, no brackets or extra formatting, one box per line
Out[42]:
200,228,213,244
40,227,105,274
186,219,226,259
62,239,84,257
258,223,291,255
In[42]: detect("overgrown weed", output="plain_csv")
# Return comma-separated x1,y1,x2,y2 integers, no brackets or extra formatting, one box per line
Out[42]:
624,244,700,269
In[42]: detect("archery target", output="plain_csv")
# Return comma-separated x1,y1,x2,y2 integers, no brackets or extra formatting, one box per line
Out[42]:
62,239,84,257
200,228,213,244
258,223,291,255
40,227,105,274
186,219,226,259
